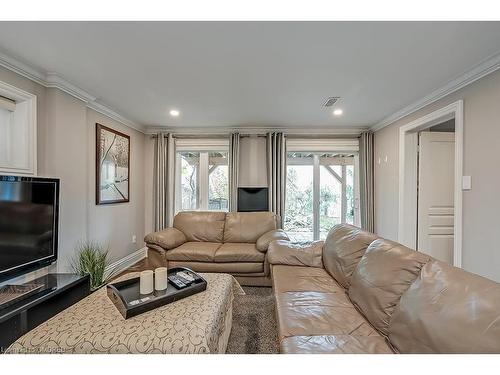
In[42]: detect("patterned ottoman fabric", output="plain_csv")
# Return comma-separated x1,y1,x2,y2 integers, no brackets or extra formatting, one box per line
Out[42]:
7,273,244,354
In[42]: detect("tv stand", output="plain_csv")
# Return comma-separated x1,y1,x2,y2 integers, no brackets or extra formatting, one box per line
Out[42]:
0,273,90,352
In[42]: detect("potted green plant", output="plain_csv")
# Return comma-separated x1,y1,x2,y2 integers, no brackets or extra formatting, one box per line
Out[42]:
71,241,111,291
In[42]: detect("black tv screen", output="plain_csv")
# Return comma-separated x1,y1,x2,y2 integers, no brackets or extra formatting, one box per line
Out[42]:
0,176,59,280
238,187,269,212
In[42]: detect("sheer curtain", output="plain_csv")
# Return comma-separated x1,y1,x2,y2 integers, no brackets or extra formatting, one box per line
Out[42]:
154,133,175,230
267,132,286,228
359,131,374,232
229,133,240,212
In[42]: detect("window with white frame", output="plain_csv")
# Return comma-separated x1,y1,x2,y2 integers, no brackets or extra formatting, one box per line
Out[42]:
175,139,229,212
284,139,360,242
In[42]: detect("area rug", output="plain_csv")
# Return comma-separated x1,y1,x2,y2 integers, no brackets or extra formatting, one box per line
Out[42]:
226,286,279,354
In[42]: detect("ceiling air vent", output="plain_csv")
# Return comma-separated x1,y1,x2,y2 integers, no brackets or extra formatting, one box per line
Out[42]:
323,97,340,107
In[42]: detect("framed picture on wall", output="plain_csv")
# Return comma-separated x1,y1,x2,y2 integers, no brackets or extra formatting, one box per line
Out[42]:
96,123,130,205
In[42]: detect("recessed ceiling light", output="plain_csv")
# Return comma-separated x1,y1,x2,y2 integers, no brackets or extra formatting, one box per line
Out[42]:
169,109,180,117
333,109,343,116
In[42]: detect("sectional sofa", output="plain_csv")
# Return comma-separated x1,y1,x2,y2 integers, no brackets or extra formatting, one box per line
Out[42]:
268,224,500,353
145,211,288,286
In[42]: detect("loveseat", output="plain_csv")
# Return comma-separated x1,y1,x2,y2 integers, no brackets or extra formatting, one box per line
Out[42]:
269,223,500,353
145,211,288,286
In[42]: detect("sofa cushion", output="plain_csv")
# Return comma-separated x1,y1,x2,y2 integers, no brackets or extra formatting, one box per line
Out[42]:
323,224,378,288
281,335,393,354
173,211,226,242
223,212,276,243
348,238,431,336
168,260,263,274
268,240,324,268
388,260,500,353
165,242,221,262
214,243,265,263
275,291,379,340
272,265,344,294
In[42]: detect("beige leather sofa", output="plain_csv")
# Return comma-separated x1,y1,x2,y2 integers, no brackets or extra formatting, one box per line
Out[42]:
269,224,500,353
145,211,288,286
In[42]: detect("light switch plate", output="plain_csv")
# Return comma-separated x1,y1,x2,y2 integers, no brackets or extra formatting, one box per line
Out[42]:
462,176,472,190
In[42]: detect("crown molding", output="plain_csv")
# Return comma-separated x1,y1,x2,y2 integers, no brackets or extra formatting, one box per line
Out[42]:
0,50,145,133
45,72,97,103
145,125,368,136
86,101,144,133
371,50,500,132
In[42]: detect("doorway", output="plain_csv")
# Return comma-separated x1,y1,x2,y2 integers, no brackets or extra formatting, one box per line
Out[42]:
417,121,455,263
398,101,463,267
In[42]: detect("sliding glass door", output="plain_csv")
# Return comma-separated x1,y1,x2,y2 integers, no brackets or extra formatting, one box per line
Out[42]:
284,153,314,242
285,152,358,242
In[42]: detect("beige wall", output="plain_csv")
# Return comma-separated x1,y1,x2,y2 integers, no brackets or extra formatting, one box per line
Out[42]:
45,88,89,271
374,68,500,282
87,109,146,264
0,66,146,273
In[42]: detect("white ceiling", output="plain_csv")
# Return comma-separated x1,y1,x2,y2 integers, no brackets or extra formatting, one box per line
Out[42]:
0,22,500,130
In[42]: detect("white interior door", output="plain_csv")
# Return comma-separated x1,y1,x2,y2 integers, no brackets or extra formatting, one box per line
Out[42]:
417,131,455,264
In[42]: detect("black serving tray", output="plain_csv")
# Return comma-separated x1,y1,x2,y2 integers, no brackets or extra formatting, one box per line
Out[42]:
107,267,207,319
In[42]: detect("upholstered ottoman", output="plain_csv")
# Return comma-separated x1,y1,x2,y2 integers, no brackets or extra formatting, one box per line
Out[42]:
7,273,244,354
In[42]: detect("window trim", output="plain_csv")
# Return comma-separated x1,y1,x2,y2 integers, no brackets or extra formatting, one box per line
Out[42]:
287,138,359,153
175,138,229,152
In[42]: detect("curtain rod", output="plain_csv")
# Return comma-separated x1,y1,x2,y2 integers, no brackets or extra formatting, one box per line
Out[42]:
150,133,268,139
150,133,361,139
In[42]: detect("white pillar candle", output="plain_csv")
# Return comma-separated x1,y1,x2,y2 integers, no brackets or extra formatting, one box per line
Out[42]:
139,270,154,295
155,267,168,291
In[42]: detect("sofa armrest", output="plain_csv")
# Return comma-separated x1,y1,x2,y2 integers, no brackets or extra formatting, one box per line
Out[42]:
144,227,186,250
267,240,324,268
256,229,290,252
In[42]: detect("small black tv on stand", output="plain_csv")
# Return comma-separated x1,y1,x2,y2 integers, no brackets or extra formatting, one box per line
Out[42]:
237,187,269,212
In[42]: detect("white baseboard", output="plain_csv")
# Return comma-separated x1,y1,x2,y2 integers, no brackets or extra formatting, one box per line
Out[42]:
104,247,148,279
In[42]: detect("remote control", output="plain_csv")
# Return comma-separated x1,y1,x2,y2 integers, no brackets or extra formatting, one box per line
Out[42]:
168,275,187,290
177,271,195,282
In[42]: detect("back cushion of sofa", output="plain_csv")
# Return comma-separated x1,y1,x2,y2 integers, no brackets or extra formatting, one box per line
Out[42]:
322,224,378,289
173,211,226,242
348,238,431,336
388,260,500,353
223,212,277,243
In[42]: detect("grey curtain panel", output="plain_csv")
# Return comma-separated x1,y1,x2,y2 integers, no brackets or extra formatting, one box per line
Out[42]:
229,133,240,212
267,132,286,228
154,133,175,231
359,131,375,232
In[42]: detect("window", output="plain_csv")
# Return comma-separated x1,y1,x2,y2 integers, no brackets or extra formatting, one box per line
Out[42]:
175,140,229,212
285,145,359,242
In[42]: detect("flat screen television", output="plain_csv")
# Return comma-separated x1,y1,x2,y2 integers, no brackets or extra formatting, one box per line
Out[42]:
237,187,269,212
0,175,59,280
